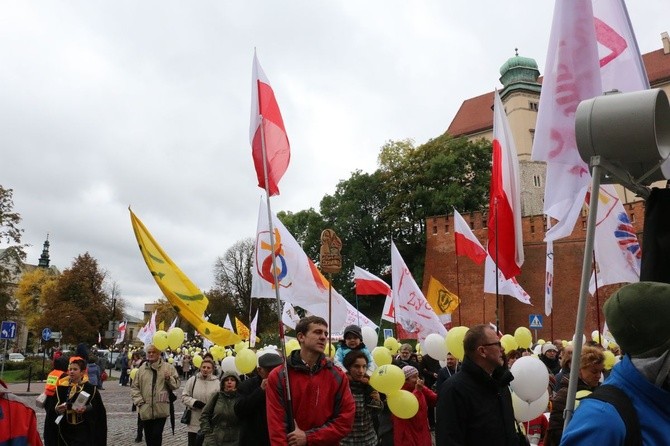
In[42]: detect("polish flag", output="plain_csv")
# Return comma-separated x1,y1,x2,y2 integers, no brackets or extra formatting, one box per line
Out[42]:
453,209,487,265
250,51,290,196
353,265,391,296
488,90,523,279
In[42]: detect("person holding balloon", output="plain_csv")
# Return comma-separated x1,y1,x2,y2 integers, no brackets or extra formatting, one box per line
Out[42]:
181,358,220,446
340,350,383,446
391,365,436,446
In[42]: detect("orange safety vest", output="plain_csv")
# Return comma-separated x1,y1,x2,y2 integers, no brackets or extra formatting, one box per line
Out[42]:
44,370,66,396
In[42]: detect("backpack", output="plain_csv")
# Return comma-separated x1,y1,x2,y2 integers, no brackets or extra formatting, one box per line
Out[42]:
584,384,642,446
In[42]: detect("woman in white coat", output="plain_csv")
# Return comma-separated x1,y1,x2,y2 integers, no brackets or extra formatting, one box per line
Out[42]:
181,358,220,446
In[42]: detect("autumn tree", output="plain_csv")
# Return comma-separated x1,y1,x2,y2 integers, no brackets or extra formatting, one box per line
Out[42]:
0,185,27,320
37,253,119,345
15,268,59,347
212,238,277,333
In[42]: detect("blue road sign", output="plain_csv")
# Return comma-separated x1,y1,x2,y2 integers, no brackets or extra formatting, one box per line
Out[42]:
42,327,52,341
529,314,543,329
1,321,17,340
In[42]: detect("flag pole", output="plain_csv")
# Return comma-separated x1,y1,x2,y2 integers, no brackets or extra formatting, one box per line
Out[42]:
259,113,295,432
328,273,333,357
453,226,462,326
494,198,501,335
355,293,361,327
563,158,603,429
592,250,602,346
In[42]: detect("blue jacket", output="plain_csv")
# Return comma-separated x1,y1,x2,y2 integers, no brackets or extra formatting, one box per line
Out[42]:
560,355,670,445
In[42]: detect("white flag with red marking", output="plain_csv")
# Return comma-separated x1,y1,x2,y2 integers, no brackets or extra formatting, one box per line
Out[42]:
483,255,532,305
531,0,602,241
488,90,523,279
391,241,446,342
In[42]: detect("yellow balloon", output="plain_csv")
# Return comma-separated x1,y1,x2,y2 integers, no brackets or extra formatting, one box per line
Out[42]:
168,357,174,364
325,342,336,358
501,334,518,354
128,351,133,359
537,339,546,345
382,337,401,355
575,389,592,409
387,390,419,419
446,326,469,360
514,327,533,349
285,339,300,355
211,346,225,361
153,330,169,351
167,327,184,350
369,364,405,395
603,350,616,370
372,346,392,366
130,368,138,381
235,348,257,374
235,341,248,353
192,354,203,368
562,340,569,348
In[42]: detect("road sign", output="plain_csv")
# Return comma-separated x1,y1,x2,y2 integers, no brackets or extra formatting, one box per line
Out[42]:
42,327,52,341
1,321,17,340
529,314,543,329
51,331,62,341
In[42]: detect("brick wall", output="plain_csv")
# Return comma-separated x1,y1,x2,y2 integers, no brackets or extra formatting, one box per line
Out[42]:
423,200,645,341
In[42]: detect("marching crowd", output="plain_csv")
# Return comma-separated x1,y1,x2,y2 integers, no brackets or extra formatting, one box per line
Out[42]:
3,281,670,445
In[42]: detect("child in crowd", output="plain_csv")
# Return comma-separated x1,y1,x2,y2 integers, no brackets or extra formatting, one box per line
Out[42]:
334,325,375,374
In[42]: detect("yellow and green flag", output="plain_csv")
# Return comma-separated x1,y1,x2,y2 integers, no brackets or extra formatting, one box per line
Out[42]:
130,209,240,346
426,276,460,315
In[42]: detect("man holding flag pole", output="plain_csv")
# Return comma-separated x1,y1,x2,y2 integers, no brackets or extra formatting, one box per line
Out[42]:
250,51,354,445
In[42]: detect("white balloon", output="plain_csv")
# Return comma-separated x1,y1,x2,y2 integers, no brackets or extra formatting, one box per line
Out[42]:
512,390,550,422
532,344,543,355
572,333,587,346
221,356,238,373
439,360,448,368
510,356,549,403
361,326,379,348
423,333,448,361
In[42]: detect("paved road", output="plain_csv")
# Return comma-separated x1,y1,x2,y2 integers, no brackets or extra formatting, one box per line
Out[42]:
10,378,192,445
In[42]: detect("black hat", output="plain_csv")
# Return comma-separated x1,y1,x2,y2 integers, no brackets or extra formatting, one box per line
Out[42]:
258,352,283,369
343,325,362,340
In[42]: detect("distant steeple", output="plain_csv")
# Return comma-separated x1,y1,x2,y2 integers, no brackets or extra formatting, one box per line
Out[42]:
498,49,541,100
38,234,50,268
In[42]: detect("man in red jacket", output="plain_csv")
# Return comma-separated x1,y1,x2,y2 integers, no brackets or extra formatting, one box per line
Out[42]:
266,316,355,446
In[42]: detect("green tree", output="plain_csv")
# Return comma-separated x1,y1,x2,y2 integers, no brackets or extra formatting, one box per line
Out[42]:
277,208,325,261
0,185,27,320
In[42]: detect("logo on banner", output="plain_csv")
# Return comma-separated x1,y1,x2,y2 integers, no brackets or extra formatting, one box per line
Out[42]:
256,228,291,289
614,212,641,267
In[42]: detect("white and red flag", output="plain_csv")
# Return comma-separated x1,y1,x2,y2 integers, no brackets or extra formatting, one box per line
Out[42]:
531,0,602,241
250,51,290,196
353,266,392,296
115,321,127,345
251,199,377,334
483,254,532,305
544,221,554,316
249,309,259,348
453,209,487,265
391,241,447,342
488,90,523,279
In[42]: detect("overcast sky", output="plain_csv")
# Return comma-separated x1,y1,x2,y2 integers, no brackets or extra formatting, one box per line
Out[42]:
1,1,666,318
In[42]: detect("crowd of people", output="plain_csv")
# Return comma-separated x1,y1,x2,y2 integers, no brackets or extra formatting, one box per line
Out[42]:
10,281,670,445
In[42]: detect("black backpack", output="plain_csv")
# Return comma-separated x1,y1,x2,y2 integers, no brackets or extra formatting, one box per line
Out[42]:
584,385,642,446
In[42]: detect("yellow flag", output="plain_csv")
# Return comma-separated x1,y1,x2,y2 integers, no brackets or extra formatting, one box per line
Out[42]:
235,318,250,340
158,321,165,331
129,209,240,346
426,276,460,315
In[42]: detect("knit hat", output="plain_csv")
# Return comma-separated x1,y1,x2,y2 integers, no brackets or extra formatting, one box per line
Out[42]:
402,365,419,379
604,281,670,358
541,343,558,355
343,325,362,340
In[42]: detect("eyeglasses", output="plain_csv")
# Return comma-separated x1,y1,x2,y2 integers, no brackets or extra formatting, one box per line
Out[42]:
480,342,502,348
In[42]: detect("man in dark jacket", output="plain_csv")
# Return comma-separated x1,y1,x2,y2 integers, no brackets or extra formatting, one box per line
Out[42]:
436,324,518,445
234,351,283,445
